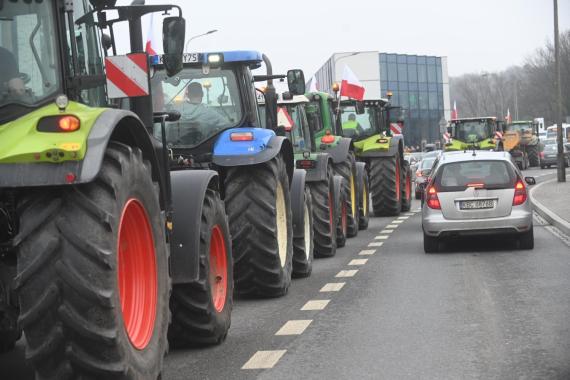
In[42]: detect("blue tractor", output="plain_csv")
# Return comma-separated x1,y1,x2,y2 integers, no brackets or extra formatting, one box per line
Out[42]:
150,51,310,298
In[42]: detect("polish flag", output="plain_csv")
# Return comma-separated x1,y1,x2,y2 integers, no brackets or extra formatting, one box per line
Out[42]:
505,108,512,124
145,13,159,55
308,76,318,92
340,65,365,101
451,101,458,120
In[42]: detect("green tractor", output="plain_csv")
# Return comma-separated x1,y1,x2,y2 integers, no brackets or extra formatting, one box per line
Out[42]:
305,91,369,231
275,94,348,259
444,117,499,151
333,98,412,217
1,1,233,378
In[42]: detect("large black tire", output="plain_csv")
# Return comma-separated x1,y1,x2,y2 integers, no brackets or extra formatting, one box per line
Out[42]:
292,187,314,278
308,165,337,258
168,189,232,347
14,142,169,379
356,164,369,230
527,144,540,167
518,227,534,250
370,155,402,216
423,231,439,253
333,154,358,238
401,161,412,212
335,177,348,248
225,154,293,298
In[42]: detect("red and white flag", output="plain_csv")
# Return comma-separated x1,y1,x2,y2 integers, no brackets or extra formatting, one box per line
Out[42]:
308,76,318,92
505,108,512,124
145,13,160,55
451,101,458,120
340,65,365,101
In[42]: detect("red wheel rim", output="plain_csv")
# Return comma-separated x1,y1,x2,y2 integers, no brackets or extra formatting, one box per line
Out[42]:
395,159,401,200
117,199,157,350
209,225,228,313
328,192,334,234
341,202,347,236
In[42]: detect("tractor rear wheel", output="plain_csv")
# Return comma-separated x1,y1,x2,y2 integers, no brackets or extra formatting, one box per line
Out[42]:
401,161,412,212
225,154,293,297
527,144,540,167
308,166,337,258
333,154,358,238
357,166,369,230
15,142,169,379
292,188,314,278
335,178,348,248
169,189,232,347
370,155,402,216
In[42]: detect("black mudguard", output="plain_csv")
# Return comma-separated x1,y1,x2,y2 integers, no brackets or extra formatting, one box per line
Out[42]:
291,169,307,237
305,154,333,183
170,169,220,284
213,135,294,186
328,137,353,164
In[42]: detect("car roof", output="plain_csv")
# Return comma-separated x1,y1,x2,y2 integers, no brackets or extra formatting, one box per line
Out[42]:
437,150,512,164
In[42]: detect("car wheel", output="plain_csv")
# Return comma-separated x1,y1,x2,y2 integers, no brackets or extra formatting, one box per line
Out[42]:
423,231,439,253
519,227,534,250
540,165,545,169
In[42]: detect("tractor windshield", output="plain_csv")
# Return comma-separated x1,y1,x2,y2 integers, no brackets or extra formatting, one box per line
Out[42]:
280,104,311,151
151,67,243,147
0,1,60,113
339,105,377,139
451,120,495,142
507,123,533,133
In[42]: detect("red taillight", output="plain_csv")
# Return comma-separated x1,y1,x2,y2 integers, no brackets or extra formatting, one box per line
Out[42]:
539,151,545,159
296,159,316,169
230,132,254,141
58,116,80,132
512,179,527,206
426,185,441,209
467,182,484,188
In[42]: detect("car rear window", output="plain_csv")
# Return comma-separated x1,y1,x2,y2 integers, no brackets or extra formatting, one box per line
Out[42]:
434,160,516,191
544,144,557,153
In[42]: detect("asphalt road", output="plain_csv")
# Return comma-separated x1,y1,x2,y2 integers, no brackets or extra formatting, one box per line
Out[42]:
2,168,570,379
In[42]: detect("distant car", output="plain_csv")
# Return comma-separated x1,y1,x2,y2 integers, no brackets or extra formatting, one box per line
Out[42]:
540,143,570,168
422,151,535,253
415,157,436,199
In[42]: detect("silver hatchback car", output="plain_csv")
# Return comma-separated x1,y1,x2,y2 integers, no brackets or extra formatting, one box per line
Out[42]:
422,151,535,253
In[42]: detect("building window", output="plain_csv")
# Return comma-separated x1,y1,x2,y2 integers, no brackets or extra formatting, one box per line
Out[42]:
409,93,418,109
397,55,407,64
427,56,436,65
418,64,427,83
427,64,437,83
399,81,408,91
380,63,387,81
407,55,417,64
388,81,398,91
388,63,398,81
387,54,397,63
428,91,438,110
398,64,408,82
407,64,417,82
419,91,428,110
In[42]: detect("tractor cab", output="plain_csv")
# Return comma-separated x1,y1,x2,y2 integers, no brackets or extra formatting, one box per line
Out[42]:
445,117,498,151
334,99,393,140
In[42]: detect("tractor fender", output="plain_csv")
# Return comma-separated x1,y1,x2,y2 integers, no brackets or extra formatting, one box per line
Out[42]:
291,169,308,237
213,128,293,184
170,169,220,284
357,136,402,158
305,154,333,183
328,137,353,164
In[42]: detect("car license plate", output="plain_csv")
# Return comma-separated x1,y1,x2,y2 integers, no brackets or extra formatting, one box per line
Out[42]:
459,200,495,210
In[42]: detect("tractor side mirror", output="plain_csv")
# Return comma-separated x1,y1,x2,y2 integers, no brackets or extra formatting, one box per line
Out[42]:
162,16,186,77
355,101,365,114
287,69,305,95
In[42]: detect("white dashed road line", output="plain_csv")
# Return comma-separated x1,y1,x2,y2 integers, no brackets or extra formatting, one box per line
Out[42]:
275,320,313,335
368,242,383,247
348,259,368,266
392,220,403,224
375,235,389,240
386,224,398,228
320,282,345,292
380,229,394,234
405,213,415,216
336,269,358,278
301,300,330,311
398,216,409,220
242,350,287,369
359,249,376,255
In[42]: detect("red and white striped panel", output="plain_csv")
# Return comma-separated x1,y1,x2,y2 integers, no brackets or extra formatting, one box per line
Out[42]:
495,131,503,140
443,131,451,143
390,122,402,135
105,53,150,99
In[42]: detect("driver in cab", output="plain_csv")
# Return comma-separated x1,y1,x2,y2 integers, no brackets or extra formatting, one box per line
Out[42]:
181,82,227,135
0,46,26,98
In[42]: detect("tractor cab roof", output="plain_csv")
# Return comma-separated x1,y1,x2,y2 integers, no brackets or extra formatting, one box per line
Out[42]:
278,95,310,105
451,117,497,122
151,50,263,69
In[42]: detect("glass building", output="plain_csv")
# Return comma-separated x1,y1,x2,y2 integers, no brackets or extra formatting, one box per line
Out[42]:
313,52,450,146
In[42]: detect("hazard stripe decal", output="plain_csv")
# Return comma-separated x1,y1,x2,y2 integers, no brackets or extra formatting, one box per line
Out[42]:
105,53,149,99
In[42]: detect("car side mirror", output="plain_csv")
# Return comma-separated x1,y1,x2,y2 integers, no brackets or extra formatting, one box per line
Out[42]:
287,69,305,95
162,16,186,77
524,176,536,186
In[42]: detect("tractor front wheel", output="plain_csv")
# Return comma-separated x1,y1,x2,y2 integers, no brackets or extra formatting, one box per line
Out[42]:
15,142,169,379
308,166,337,258
370,155,402,216
333,154,358,238
292,188,314,278
401,161,412,212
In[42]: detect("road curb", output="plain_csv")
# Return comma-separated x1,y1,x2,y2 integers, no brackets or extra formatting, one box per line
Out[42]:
529,178,570,236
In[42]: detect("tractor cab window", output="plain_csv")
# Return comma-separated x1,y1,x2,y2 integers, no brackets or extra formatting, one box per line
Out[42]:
508,123,532,133
281,104,311,151
451,120,494,142
0,1,60,111
339,105,374,138
306,101,324,136
151,67,243,147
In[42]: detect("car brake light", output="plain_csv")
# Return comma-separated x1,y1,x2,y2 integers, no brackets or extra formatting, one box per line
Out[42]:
512,179,527,206
467,182,484,188
230,132,254,141
426,185,441,209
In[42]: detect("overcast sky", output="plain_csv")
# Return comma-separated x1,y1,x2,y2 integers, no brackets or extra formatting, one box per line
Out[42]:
123,0,570,79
